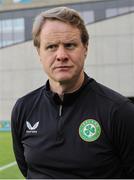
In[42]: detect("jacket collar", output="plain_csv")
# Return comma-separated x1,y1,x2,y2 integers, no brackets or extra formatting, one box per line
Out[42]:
44,73,92,106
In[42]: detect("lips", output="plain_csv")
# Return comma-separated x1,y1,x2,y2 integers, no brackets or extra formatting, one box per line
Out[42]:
54,66,72,70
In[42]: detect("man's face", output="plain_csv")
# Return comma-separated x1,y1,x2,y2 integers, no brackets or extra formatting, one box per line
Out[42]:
38,20,88,84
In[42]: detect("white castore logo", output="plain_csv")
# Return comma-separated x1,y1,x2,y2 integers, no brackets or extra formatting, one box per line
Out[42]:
26,121,39,133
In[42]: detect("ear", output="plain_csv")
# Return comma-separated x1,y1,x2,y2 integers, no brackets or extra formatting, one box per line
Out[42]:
84,43,88,57
36,47,40,55
36,48,42,62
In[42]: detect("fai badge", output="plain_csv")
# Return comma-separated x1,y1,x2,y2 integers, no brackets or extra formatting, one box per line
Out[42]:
79,119,101,142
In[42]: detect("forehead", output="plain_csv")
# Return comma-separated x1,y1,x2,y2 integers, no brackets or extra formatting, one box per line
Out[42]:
40,20,81,43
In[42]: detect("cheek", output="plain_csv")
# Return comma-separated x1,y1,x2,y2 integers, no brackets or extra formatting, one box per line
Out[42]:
73,52,85,67
40,55,54,73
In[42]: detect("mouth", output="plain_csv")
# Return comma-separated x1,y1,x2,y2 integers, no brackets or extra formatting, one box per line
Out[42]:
54,66,72,70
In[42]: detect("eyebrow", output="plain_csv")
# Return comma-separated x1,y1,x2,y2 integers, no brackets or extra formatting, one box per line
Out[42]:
45,38,79,45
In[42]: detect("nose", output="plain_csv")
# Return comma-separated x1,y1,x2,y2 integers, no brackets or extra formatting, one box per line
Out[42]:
56,46,68,61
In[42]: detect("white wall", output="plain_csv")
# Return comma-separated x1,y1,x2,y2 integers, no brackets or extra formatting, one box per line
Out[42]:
85,13,134,96
0,42,46,121
0,13,134,120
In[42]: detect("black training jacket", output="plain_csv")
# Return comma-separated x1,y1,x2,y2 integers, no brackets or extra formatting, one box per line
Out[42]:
11,74,134,179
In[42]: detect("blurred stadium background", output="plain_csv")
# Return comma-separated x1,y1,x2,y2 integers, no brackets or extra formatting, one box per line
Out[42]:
0,0,134,179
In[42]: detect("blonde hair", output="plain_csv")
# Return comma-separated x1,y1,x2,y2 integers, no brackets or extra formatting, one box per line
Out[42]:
32,7,89,48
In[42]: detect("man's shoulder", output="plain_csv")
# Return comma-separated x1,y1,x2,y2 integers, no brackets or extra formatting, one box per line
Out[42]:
90,79,129,105
14,85,45,108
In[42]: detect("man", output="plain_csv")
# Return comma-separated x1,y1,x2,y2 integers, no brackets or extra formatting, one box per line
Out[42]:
11,7,134,179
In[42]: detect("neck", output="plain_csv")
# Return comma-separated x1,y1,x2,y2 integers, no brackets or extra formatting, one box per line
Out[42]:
49,72,85,97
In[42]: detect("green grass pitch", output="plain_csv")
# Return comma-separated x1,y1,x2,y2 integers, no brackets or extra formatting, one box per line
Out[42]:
0,132,24,179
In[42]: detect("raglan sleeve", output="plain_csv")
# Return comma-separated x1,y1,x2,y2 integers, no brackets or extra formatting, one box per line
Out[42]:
112,100,134,178
11,99,27,177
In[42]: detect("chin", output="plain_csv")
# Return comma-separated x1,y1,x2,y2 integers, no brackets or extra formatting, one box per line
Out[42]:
55,75,73,83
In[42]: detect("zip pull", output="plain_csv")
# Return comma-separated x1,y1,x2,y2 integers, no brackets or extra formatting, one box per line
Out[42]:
59,105,63,116
59,94,64,116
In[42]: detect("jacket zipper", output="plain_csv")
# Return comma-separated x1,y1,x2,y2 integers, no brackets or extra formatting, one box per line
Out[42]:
56,104,63,140
59,104,63,117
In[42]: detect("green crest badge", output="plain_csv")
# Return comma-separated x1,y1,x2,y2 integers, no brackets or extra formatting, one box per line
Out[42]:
79,119,101,142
